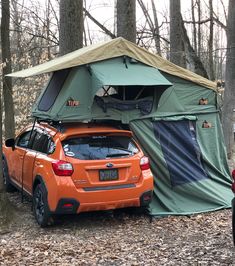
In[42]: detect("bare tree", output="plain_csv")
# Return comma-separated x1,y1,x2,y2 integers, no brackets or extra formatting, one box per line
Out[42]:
151,0,161,55
84,8,115,39
59,0,83,55
208,0,215,80
0,0,16,229
181,18,209,78
169,0,185,67
117,0,136,43
137,0,161,55
197,0,202,58
222,0,235,158
10,0,59,68
191,0,197,53
1,0,15,139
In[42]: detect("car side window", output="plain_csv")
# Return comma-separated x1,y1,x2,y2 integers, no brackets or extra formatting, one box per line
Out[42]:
17,131,32,148
31,131,55,154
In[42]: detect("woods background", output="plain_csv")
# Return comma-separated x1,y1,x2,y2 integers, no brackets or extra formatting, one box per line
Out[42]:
0,0,235,156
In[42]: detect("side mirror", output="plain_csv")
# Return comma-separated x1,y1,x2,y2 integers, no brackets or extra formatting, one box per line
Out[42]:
5,138,15,150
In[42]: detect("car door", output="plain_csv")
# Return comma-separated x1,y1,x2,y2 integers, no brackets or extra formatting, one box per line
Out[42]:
9,130,32,186
23,130,52,194
21,129,38,194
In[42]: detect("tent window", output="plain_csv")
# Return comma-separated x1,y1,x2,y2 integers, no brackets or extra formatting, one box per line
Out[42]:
153,120,208,187
96,86,155,100
95,85,155,115
38,69,70,111
111,86,154,101
96,86,117,97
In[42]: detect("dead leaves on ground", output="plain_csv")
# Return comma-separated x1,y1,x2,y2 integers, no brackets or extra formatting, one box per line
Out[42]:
0,192,234,265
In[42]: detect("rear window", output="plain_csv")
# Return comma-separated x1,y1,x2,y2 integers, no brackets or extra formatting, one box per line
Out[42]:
62,135,139,160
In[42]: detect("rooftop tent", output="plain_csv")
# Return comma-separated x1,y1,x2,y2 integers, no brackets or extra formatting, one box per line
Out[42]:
32,57,172,122
8,37,233,215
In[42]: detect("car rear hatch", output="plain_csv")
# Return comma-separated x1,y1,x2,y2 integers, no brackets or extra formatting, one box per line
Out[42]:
62,133,142,189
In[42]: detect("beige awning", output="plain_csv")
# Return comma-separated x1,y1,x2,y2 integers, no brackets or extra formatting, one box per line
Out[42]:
7,37,216,91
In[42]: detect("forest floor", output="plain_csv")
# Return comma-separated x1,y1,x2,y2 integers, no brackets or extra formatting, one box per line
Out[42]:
0,196,234,266
0,151,234,265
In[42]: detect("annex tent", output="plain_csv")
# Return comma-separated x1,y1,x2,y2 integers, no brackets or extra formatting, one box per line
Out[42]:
8,37,233,216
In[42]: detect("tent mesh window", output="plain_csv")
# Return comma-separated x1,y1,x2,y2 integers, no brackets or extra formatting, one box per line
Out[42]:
95,85,154,115
113,85,154,101
153,120,208,187
38,69,70,112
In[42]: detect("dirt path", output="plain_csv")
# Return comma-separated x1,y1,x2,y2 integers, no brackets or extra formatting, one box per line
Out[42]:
0,191,234,266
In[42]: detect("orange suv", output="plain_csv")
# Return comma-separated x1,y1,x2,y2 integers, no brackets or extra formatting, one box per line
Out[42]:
3,123,153,227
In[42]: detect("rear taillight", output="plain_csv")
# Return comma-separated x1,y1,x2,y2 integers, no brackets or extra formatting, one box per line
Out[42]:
232,170,235,180
231,170,235,193
140,156,150,171
52,160,74,176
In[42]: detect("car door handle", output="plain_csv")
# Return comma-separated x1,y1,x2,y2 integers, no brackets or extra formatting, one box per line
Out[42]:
19,155,24,159
35,162,41,166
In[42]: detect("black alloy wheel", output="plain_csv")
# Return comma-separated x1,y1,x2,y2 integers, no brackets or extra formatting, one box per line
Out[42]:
33,183,52,227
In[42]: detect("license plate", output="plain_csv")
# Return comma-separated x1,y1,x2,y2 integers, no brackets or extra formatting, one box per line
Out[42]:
99,169,118,181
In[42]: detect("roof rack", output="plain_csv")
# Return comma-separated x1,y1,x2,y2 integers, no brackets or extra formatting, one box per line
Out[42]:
33,117,130,132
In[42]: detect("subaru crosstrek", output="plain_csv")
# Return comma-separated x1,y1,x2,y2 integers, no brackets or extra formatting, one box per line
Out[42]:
3,123,153,227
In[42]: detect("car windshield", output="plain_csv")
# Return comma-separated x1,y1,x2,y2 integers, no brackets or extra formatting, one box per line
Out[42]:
62,135,139,160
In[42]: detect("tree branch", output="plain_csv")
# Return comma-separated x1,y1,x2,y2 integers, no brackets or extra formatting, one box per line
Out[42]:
83,8,116,39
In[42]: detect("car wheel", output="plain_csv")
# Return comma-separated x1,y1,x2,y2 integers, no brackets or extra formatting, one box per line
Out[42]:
2,158,16,192
33,183,53,227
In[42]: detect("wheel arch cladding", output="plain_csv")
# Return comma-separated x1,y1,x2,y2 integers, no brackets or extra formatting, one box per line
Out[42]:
33,175,48,195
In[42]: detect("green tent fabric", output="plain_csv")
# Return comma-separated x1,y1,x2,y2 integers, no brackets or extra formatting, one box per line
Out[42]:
32,57,171,122
10,38,232,216
90,57,172,95
130,116,233,215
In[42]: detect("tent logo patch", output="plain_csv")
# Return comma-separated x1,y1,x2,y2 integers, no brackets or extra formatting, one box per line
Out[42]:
202,120,212,128
66,98,80,107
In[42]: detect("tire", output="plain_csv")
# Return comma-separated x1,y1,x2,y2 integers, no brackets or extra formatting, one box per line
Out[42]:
232,199,235,245
33,183,53,227
2,158,16,192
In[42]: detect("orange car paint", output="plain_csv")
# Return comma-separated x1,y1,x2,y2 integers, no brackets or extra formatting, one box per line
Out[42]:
3,123,154,214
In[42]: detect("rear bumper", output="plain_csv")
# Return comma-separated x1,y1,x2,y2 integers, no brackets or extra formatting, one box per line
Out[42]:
49,171,153,214
53,190,153,215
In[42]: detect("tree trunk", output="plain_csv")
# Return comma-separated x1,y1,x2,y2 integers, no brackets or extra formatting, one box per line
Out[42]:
1,0,15,139
59,0,84,55
11,0,23,71
197,0,201,59
181,15,209,78
46,0,52,60
151,0,161,55
117,0,136,43
222,0,235,158
191,0,197,53
0,1,16,229
169,0,185,67
208,0,215,80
